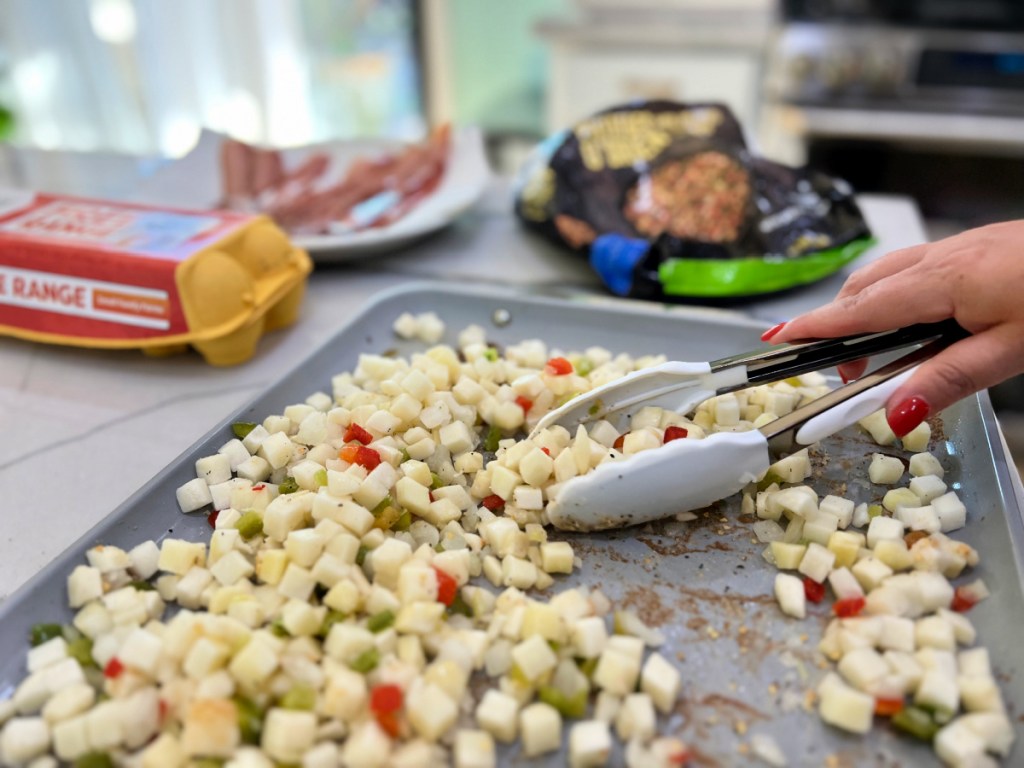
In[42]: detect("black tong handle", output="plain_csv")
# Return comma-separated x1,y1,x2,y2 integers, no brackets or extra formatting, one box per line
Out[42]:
711,318,969,386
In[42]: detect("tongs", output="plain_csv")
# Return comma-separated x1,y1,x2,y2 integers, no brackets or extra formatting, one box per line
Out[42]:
537,319,968,531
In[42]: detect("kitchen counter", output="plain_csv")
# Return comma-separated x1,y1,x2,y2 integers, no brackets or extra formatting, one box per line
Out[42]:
0,156,929,601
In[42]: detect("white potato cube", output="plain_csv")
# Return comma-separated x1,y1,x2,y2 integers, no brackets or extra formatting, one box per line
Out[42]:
568,720,611,768
910,474,947,503
838,648,888,691
236,455,272,483
228,639,279,688
511,636,558,682
176,477,214,513
258,431,295,470
182,698,239,758
475,689,519,743
774,573,806,619
592,648,641,697
641,652,680,713
1,717,50,764
261,708,316,764
934,719,987,768
933,492,968,532
910,452,945,478
797,543,836,584
119,628,163,676
916,669,960,714
868,454,904,485
820,495,855,528
454,729,496,768
572,616,608,659
196,453,233,486
859,410,896,445
158,539,206,576
817,673,874,734
406,682,458,742
539,542,574,574
615,693,656,742
867,516,904,548
901,420,931,452
40,684,94,726
519,702,562,758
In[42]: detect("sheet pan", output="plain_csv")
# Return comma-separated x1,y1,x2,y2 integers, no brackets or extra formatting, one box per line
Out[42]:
2,283,1022,766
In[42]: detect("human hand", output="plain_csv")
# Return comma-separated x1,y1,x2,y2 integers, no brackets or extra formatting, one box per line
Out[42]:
763,220,1024,435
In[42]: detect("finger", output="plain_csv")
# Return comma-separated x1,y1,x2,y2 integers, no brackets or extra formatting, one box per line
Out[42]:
883,324,1024,434
834,243,928,300
772,269,955,343
836,359,868,383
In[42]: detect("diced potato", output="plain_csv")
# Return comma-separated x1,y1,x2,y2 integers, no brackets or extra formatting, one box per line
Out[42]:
769,542,807,570
774,573,806,619
615,693,656,742
797,542,836,584
817,673,874,734
453,729,496,768
568,719,612,768
837,648,888,691
901,420,931,453
475,689,519,743
868,454,905,485
182,698,239,758
519,702,562,758
910,452,945,479
261,708,316,764
859,409,897,446
640,652,680,714
406,682,459,742
1,717,50,764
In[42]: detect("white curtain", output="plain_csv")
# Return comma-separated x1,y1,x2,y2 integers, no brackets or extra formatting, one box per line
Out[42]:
0,0,423,156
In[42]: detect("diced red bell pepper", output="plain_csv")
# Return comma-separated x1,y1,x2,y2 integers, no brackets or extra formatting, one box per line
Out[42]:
369,683,403,736
541,446,551,456
515,395,534,413
158,699,170,724
344,423,373,445
833,596,866,618
433,566,458,607
951,586,978,613
481,494,505,511
252,484,265,491
613,433,628,451
206,510,220,528
667,746,692,765
802,576,826,604
375,709,401,738
339,444,382,471
545,357,573,376
664,426,689,443
875,696,905,716
370,683,403,714
104,657,124,679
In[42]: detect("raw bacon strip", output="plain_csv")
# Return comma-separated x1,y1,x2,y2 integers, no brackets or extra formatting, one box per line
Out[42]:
219,126,451,235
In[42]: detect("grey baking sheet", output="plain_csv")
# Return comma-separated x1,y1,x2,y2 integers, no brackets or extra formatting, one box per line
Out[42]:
2,282,1023,767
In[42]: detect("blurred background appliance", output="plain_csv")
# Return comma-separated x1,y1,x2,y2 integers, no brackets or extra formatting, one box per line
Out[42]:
762,0,1024,229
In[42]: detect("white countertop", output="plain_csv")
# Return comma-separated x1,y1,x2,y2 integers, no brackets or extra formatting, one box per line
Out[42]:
0,155,929,601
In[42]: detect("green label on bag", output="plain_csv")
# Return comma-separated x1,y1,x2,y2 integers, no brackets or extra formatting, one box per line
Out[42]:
657,237,877,298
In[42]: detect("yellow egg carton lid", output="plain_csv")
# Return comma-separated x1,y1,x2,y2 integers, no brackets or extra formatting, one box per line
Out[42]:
0,189,312,365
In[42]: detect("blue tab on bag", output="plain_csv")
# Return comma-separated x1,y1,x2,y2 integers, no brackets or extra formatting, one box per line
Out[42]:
589,234,650,296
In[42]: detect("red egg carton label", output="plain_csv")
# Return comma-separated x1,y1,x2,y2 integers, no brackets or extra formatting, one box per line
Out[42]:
0,190,253,341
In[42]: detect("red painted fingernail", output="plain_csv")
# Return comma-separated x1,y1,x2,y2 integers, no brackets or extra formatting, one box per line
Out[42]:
839,370,850,385
761,322,786,342
887,396,930,437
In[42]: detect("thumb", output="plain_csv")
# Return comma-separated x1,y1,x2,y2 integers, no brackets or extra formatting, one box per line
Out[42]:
883,325,1024,435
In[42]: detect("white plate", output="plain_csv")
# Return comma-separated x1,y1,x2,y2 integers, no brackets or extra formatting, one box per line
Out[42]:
129,127,492,262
